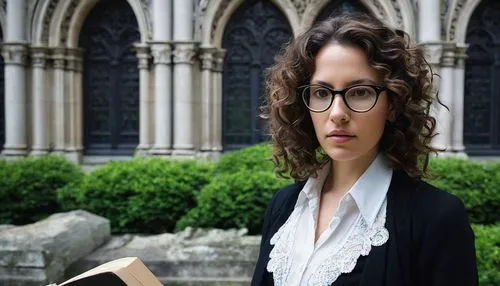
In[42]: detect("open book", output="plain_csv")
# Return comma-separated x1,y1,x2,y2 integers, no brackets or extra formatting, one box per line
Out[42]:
48,257,164,286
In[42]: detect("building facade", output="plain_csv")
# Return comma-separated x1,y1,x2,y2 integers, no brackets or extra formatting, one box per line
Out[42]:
0,0,497,164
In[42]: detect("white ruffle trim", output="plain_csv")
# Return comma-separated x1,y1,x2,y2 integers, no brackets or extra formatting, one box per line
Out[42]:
267,200,389,286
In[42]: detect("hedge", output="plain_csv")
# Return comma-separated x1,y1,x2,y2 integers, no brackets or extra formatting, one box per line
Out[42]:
427,158,500,225
473,224,500,286
0,156,84,225
176,170,292,234
58,158,214,234
215,143,274,174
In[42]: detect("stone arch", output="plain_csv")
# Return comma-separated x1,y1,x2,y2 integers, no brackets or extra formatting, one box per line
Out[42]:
32,0,59,45
445,0,482,42
301,0,415,37
53,0,151,47
202,0,300,47
30,0,150,47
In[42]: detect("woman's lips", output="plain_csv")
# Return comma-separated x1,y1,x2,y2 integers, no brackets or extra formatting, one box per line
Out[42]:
328,135,354,144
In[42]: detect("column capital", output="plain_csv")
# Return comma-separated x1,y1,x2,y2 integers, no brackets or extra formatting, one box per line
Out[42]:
65,48,84,71
419,42,443,66
440,42,457,68
199,46,217,70
172,42,197,64
1,42,28,66
51,47,67,70
149,42,172,65
134,43,151,70
455,43,469,69
30,46,49,68
212,48,227,73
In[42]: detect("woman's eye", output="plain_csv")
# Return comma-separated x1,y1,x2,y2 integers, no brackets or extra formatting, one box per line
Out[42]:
313,88,329,98
352,88,370,97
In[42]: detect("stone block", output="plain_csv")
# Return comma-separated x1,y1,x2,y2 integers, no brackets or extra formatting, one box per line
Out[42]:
0,210,110,286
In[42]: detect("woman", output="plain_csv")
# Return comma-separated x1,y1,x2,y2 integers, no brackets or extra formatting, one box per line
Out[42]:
251,13,478,286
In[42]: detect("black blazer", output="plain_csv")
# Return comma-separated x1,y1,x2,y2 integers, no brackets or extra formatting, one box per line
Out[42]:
251,169,478,286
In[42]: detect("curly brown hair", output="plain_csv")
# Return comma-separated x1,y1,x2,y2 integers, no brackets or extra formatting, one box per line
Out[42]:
262,12,442,181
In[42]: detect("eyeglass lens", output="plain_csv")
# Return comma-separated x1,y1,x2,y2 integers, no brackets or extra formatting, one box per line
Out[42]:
303,85,378,112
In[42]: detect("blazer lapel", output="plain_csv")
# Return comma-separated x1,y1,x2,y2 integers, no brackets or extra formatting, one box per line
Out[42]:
359,170,416,286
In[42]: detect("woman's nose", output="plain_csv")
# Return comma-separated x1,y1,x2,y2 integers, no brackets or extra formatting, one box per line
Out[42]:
328,95,351,123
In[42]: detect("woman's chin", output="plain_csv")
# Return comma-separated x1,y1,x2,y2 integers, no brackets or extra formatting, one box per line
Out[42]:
323,147,362,162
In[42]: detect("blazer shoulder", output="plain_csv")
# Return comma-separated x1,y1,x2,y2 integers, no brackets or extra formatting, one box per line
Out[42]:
412,180,469,227
267,180,305,217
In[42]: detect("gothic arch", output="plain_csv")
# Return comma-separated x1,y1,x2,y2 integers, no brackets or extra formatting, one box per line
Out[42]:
300,0,415,37
32,0,59,45
202,0,299,47
56,0,151,47
31,0,151,46
445,0,482,42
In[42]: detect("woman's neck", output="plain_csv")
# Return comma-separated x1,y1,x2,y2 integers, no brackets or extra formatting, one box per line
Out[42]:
326,151,379,194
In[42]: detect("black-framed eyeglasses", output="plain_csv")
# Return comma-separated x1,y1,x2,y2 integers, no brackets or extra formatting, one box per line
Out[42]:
299,84,388,113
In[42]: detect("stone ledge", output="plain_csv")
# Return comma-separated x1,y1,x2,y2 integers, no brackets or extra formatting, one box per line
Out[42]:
64,228,261,286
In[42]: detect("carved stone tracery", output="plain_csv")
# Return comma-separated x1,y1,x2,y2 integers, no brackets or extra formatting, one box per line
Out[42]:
134,43,151,70
60,0,79,45
448,0,467,41
30,47,49,68
1,44,29,66
172,43,197,64
42,0,58,44
151,44,173,65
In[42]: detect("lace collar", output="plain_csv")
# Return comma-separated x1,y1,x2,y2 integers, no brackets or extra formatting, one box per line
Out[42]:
266,153,393,286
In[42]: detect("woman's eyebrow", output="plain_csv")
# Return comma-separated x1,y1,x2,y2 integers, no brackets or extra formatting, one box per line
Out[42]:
311,79,378,88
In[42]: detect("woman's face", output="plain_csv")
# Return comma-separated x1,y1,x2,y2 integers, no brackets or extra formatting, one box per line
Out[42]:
309,43,391,164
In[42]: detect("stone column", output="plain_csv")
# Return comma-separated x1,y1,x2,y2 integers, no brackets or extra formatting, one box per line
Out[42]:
172,0,195,157
74,53,84,156
199,47,215,153
134,43,152,156
150,0,172,155
1,43,28,157
435,43,456,153
211,49,226,154
64,48,84,163
30,47,49,155
452,44,469,157
418,0,440,43
52,48,66,154
150,43,173,155
172,42,196,156
2,0,28,157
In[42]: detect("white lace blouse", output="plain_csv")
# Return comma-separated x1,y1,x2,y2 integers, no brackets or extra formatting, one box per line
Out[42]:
267,153,393,286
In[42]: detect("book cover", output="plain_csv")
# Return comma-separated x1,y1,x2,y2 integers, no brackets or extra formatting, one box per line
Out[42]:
48,257,164,286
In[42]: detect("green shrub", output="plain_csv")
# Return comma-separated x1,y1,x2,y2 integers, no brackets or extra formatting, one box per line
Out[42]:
58,158,214,234
216,143,274,174
427,158,500,225
473,224,500,286
0,156,84,225
176,170,291,234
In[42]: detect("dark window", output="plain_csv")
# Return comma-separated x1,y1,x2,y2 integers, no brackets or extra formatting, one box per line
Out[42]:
464,0,500,155
222,0,292,150
314,0,368,24
79,0,140,155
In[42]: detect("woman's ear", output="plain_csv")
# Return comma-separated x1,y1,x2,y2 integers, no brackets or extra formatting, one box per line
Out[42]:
387,102,396,122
